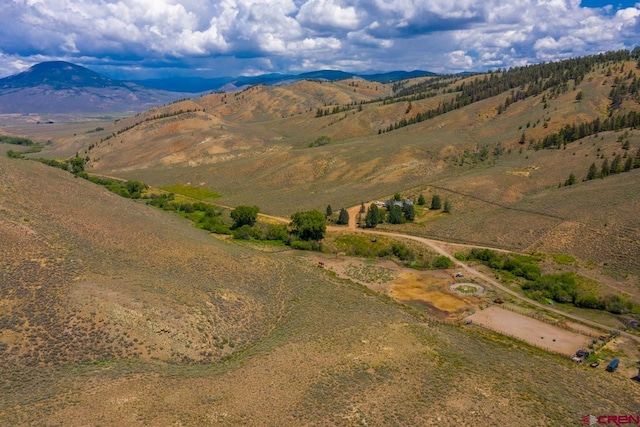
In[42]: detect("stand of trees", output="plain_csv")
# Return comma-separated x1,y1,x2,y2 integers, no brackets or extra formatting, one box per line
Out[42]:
468,249,636,314
583,148,640,181
536,111,640,149
290,210,326,241
0,135,36,146
231,205,260,229
364,204,383,228
148,194,231,234
380,50,634,134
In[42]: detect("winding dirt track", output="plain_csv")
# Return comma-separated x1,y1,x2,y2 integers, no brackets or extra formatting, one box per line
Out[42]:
363,229,639,341
88,181,635,343
266,204,640,344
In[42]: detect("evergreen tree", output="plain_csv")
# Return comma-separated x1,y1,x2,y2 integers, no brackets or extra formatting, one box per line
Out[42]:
624,156,633,172
519,132,526,144
635,148,640,169
610,154,622,174
404,202,415,221
388,204,404,224
337,208,349,225
417,193,426,205
365,204,381,228
586,162,599,180
601,158,610,177
325,204,333,217
443,199,452,213
359,202,366,213
564,173,576,186
430,194,442,210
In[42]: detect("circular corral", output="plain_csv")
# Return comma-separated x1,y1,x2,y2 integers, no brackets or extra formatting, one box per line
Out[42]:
449,282,485,295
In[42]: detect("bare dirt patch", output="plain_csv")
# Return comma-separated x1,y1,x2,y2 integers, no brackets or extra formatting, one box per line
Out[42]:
468,306,592,355
309,255,477,320
391,273,469,314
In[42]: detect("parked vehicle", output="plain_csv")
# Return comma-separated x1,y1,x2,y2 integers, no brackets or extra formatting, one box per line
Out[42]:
590,361,599,368
575,349,589,359
606,358,620,372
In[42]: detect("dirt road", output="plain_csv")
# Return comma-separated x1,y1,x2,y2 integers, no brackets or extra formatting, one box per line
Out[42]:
251,203,638,344
343,226,640,344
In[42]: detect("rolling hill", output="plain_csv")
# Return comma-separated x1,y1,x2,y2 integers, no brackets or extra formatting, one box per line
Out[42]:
1,154,638,425
2,51,640,426
61,51,640,287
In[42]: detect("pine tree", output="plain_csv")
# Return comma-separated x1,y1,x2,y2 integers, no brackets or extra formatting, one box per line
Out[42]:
404,202,415,221
430,194,442,210
601,158,610,177
325,204,332,217
337,208,349,225
443,199,452,213
610,154,622,174
388,204,404,224
417,193,426,205
519,132,526,144
365,204,381,228
624,156,633,172
564,173,576,186
359,202,366,213
586,163,598,180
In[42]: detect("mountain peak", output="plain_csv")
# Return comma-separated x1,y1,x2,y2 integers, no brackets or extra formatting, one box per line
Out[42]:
0,61,188,113
1,61,123,90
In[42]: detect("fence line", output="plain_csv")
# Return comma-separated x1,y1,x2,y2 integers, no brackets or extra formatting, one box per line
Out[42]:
499,303,602,338
464,321,575,360
418,315,580,359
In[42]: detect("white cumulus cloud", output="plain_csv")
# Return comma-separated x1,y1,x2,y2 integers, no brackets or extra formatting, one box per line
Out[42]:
0,0,638,77
297,0,360,30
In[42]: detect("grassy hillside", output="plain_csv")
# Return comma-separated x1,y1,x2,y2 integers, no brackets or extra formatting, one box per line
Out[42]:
54,56,639,282
1,155,639,425
4,53,639,300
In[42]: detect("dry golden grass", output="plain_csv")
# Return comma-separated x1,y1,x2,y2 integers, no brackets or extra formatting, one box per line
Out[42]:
6,61,640,298
2,63,640,425
1,157,640,426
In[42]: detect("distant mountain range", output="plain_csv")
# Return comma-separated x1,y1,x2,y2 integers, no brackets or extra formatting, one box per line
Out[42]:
133,69,435,93
0,61,191,114
0,61,435,113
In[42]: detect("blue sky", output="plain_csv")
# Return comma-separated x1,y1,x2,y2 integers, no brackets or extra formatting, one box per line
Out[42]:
0,0,639,80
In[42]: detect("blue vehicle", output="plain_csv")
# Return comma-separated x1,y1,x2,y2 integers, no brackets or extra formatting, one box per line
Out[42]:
606,358,619,372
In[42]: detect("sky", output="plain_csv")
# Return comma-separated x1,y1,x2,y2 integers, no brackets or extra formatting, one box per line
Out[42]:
0,0,639,80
